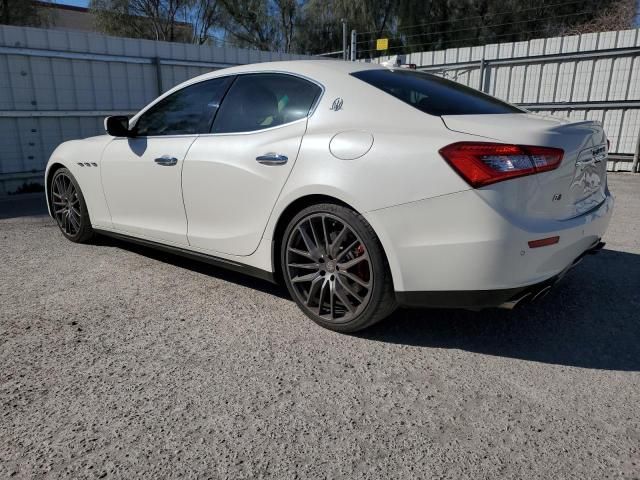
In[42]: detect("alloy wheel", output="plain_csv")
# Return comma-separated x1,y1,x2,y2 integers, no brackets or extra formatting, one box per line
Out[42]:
51,172,82,236
285,213,373,324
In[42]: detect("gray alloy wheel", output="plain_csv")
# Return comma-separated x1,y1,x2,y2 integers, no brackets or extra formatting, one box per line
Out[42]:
282,203,396,332
50,168,94,243
286,212,373,323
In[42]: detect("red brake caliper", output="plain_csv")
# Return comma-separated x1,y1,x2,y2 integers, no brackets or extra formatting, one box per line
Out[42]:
355,244,368,283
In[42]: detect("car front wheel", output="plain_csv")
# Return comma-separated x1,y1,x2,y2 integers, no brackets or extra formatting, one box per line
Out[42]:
281,203,396,333
50,167,94,243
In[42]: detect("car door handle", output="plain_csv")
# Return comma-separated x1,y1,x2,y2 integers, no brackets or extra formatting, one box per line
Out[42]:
256,153,288,165
154,156,178,166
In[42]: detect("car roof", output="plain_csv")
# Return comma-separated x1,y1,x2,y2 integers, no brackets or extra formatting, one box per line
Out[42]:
187,59,385,85
130,60,387,124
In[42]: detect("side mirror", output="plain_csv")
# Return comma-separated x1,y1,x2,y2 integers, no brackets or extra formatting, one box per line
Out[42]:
104,115,133,137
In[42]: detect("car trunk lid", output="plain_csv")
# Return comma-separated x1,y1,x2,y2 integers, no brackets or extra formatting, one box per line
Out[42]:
441,113,608,221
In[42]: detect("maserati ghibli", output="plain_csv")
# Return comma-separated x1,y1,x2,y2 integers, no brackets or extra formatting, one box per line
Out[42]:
45,60,613,332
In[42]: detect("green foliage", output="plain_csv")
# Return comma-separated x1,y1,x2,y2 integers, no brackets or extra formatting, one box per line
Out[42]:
315,0,633,58
218,0,278,50
89,0,194,42
385,0,615,54
38,0,640,56
0,0,45,27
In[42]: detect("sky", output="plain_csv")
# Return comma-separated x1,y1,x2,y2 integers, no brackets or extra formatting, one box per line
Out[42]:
50,0,89,7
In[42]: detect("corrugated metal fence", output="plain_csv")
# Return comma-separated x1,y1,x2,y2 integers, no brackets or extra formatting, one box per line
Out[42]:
371,28,640,173
4,25,640,194
0,25,311,195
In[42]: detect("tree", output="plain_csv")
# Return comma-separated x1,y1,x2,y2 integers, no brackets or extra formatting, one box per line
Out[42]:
567,0,636,34
275,0,297,53
90,0,193,42
218,0,279,51
186,0,224,44
335,0,394,37
353,0,634,58
85,0,636,54
293,0,394,56
1,0,46,27
292,0,342,55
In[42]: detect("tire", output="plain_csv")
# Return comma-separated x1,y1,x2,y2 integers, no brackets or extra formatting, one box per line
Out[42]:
50,167,94,243
281,202,396,333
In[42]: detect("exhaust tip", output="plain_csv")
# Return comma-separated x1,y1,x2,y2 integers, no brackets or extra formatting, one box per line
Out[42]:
531,285,552,302
499,292,531,310
499,283,554,310
587,241,606,255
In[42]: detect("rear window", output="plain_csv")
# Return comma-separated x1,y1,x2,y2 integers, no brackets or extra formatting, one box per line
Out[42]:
351,69,523,116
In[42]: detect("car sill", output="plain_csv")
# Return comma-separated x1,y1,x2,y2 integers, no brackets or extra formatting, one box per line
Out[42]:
94,229,276,284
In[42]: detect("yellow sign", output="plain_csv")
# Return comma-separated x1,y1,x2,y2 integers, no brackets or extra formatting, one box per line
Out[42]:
376,38,389,51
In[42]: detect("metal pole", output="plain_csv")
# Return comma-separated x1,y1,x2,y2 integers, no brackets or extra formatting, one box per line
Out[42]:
478,57,485,91
350,30,356,61
632,130,640,173
342,20,347,61
153,56,163,95
483,62,491,93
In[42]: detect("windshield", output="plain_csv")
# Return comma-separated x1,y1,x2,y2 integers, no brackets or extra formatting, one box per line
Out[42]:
351,69,524,116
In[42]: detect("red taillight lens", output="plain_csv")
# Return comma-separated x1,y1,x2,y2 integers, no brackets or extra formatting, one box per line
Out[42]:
439,142,564,188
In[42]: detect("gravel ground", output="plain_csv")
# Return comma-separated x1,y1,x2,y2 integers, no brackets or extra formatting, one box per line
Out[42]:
1,174,639,479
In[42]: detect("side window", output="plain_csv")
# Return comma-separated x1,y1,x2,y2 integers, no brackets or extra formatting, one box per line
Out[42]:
212,73,321,134
134,76,233,136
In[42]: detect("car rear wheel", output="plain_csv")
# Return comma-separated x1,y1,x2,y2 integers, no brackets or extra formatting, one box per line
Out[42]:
50,168,94,243
281,203,396,333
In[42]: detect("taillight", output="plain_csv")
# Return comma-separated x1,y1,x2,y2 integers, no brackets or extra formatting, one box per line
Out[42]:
439,142,564,188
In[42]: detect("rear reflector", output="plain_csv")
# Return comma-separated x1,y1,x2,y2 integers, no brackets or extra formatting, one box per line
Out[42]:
528,236,560,248
439,142,564,187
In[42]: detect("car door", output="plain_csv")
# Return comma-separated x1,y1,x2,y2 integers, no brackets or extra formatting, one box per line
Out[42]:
182,73,322,256
100,76,233,245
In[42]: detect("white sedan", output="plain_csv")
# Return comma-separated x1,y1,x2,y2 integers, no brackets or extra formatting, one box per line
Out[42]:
45,60,614,332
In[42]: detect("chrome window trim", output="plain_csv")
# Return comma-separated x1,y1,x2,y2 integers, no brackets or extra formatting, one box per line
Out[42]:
109,134,200,140
130,70,325,139
199,117,308,137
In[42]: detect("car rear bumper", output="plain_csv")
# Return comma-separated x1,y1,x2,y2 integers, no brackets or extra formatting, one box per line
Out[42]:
364,188,614,300
395,240,605,309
